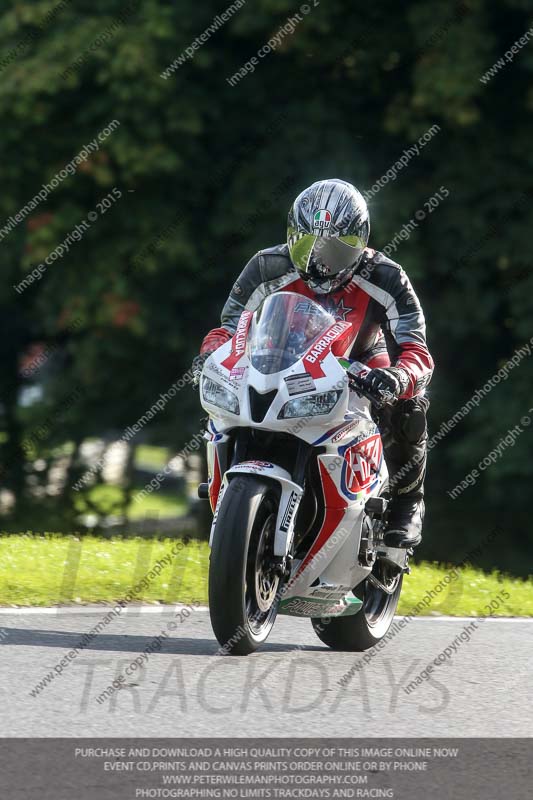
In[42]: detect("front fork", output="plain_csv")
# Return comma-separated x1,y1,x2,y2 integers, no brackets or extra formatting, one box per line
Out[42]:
204,431,304,561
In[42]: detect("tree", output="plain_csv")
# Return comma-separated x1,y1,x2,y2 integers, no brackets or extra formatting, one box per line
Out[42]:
0,0,531,571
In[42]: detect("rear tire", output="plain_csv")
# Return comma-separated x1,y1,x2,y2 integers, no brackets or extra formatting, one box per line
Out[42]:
311,483,403,652
209,476,281,655
311,564,403,651
312,483,403,651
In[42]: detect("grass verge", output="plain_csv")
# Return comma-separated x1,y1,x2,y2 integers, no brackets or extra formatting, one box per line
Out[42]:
74,484,187,520
0,534,531,615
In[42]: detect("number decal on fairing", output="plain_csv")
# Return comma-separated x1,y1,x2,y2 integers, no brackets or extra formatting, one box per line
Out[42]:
339,434,383,499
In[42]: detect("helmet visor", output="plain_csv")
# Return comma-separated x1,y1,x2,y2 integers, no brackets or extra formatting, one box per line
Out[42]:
288,232,365,276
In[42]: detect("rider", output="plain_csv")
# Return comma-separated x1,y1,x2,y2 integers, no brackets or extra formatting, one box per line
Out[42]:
194,179,434,548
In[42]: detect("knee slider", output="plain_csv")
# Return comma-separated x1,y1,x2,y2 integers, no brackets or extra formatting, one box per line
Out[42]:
394,396,429,445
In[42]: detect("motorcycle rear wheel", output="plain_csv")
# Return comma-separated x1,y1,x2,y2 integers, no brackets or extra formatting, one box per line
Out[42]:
311,562,403,652
209,476,281,655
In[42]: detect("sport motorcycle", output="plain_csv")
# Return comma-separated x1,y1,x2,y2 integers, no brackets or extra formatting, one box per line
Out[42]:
198,291,410,655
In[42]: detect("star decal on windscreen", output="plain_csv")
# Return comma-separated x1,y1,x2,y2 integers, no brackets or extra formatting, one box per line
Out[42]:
322,297,353,321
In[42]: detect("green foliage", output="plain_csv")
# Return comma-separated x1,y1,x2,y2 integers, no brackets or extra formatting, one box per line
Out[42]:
0,533,207,606
0,0,532,572
73,483,186,519
0,534,531,614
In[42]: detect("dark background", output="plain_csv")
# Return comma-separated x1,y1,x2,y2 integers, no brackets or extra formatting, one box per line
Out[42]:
0,0,531,575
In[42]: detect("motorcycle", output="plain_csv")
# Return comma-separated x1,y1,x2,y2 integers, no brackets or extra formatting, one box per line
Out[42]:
198,291,410,655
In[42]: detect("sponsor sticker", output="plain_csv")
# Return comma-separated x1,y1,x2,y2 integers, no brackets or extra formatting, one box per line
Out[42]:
331,420,360,442
232,460,274,472
211,483,226,527
209,363,237,387
295,301,322,315
284,373,316,396
340,433,383,499
280,598,336,616
279,596,361,617
280,491,299,533
324,297,353,321
230,366,246,381
309,585,350,601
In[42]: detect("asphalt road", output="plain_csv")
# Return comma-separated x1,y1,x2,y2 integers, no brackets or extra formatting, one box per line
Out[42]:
0,607,530,737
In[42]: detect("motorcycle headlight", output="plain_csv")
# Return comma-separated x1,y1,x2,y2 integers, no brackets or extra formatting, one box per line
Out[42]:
278,390,341,419
202,378,240,415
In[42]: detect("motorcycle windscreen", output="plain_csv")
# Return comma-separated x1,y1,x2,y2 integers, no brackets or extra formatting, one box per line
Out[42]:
247,292,335,375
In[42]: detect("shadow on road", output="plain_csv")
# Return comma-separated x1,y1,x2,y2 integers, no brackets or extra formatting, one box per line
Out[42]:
0,627,327,655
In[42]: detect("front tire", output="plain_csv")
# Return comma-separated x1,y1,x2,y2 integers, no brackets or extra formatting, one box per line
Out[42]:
209,476,281,655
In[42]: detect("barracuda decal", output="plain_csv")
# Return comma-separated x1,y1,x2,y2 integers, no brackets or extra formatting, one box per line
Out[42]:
302,320,351,378
221,310,253,371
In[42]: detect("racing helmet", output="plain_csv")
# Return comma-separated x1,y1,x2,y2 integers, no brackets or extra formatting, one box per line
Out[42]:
287,179,370,294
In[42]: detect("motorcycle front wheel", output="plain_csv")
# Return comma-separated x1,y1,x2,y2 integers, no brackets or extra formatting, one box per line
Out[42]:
209,476,281,655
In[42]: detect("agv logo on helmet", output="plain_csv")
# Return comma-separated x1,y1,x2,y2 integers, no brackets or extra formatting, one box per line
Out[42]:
313,209,332,231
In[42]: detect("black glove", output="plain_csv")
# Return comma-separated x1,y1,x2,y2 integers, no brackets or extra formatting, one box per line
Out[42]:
192,352,213,388
354,367,409,405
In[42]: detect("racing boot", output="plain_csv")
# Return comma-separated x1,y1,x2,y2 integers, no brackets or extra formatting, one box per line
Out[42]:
377,395,429,549
383,493,424,548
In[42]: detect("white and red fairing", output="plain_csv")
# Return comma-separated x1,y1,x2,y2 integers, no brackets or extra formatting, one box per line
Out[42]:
200,293,390,616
